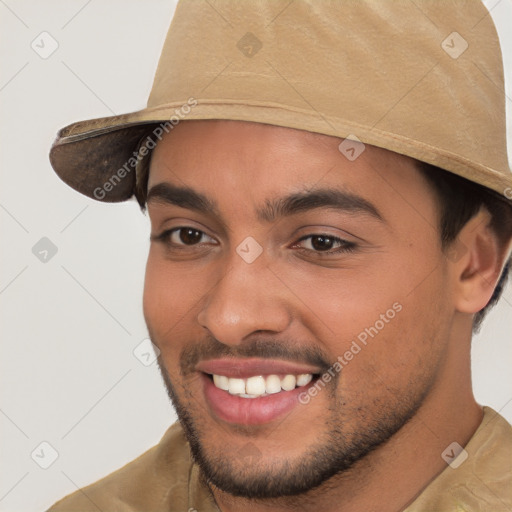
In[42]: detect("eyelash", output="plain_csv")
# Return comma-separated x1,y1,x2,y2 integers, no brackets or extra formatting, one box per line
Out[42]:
293,234,356,254
152,227,216,248
153,227,357,255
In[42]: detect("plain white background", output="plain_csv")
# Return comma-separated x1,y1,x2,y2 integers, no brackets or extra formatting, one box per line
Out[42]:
0,1,511,511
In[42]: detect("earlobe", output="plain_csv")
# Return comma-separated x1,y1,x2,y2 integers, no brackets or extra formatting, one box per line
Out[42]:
451,210,508,315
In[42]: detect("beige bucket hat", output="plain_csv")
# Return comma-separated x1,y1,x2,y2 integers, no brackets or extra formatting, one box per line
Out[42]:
49,0,512,203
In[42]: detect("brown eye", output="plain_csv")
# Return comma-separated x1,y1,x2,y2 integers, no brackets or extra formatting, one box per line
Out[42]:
178,228,203,245
294,234,356,254
153,227,217,247
310,235,335,251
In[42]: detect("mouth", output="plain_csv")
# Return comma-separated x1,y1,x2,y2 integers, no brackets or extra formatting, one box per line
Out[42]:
209,372,314,398
196,358,322,425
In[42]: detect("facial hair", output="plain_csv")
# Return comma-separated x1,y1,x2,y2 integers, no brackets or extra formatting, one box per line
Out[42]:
154,334,433,500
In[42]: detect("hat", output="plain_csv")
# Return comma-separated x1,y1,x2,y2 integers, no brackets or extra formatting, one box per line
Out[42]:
49,0,512,203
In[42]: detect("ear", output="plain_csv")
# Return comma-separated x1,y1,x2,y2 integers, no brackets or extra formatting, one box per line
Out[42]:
449,208,511,315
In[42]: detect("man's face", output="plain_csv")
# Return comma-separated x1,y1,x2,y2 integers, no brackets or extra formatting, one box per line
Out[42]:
143,120,453,498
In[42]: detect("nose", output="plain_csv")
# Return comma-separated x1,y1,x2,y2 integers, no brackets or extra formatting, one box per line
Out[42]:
197,256,292,346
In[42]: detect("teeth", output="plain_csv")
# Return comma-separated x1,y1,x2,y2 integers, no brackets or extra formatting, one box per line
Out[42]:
212,373,314,397
246,376,266,395
227,378,246,395
265,375,282,394
281,374,296,391
213,374,229,391
296,373,313,386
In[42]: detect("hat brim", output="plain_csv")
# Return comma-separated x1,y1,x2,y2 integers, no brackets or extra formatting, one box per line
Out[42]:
50,100,512,203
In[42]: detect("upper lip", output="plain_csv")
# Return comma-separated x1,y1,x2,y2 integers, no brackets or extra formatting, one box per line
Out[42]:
195,358,321,379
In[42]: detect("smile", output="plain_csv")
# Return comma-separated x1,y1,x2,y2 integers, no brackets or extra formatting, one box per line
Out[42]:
195,358,322,425
210,373,313,398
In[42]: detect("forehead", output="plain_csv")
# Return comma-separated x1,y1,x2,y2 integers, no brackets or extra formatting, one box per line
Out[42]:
149,120,342,180
147,120,435,222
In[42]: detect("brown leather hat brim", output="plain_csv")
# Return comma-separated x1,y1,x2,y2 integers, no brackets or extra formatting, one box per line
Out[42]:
50,119,156,202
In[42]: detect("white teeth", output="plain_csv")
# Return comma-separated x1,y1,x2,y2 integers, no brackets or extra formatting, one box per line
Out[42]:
212,372,314,397
246,376,266,395
213,374,229,391
281,374,296,391
265,375,282,394
227,378,246,395
296,373,313,386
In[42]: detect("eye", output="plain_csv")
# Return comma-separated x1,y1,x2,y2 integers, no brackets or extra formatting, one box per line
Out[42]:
294,234,356,254
153,227,216,247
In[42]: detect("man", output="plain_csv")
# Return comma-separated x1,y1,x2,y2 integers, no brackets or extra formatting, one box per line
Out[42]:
47,1,512,511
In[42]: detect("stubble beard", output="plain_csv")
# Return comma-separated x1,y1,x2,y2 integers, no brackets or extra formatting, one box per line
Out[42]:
156,357,432,500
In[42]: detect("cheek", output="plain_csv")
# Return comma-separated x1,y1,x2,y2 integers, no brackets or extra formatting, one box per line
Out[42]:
143,252,168,331
273,260,408,357
275,245,450,377
143,251,206,346
337,270,451,401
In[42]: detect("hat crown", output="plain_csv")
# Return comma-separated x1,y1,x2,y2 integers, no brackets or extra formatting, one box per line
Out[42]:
49,0,512,203
147,0,510,195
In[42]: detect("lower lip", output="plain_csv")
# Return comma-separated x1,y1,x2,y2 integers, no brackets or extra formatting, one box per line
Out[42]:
201,373,314,425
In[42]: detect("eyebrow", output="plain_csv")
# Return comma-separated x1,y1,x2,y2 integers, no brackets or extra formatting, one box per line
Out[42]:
257,188,383,222
147,183,220,217
147,182,383,223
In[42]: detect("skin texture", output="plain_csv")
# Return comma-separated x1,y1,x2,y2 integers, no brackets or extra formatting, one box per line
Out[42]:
143,120,507,512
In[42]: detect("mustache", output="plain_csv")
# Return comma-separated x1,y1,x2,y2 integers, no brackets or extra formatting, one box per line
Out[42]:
179,335,332,376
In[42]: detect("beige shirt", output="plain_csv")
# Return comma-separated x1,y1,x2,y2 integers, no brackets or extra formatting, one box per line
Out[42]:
46,406,512,512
